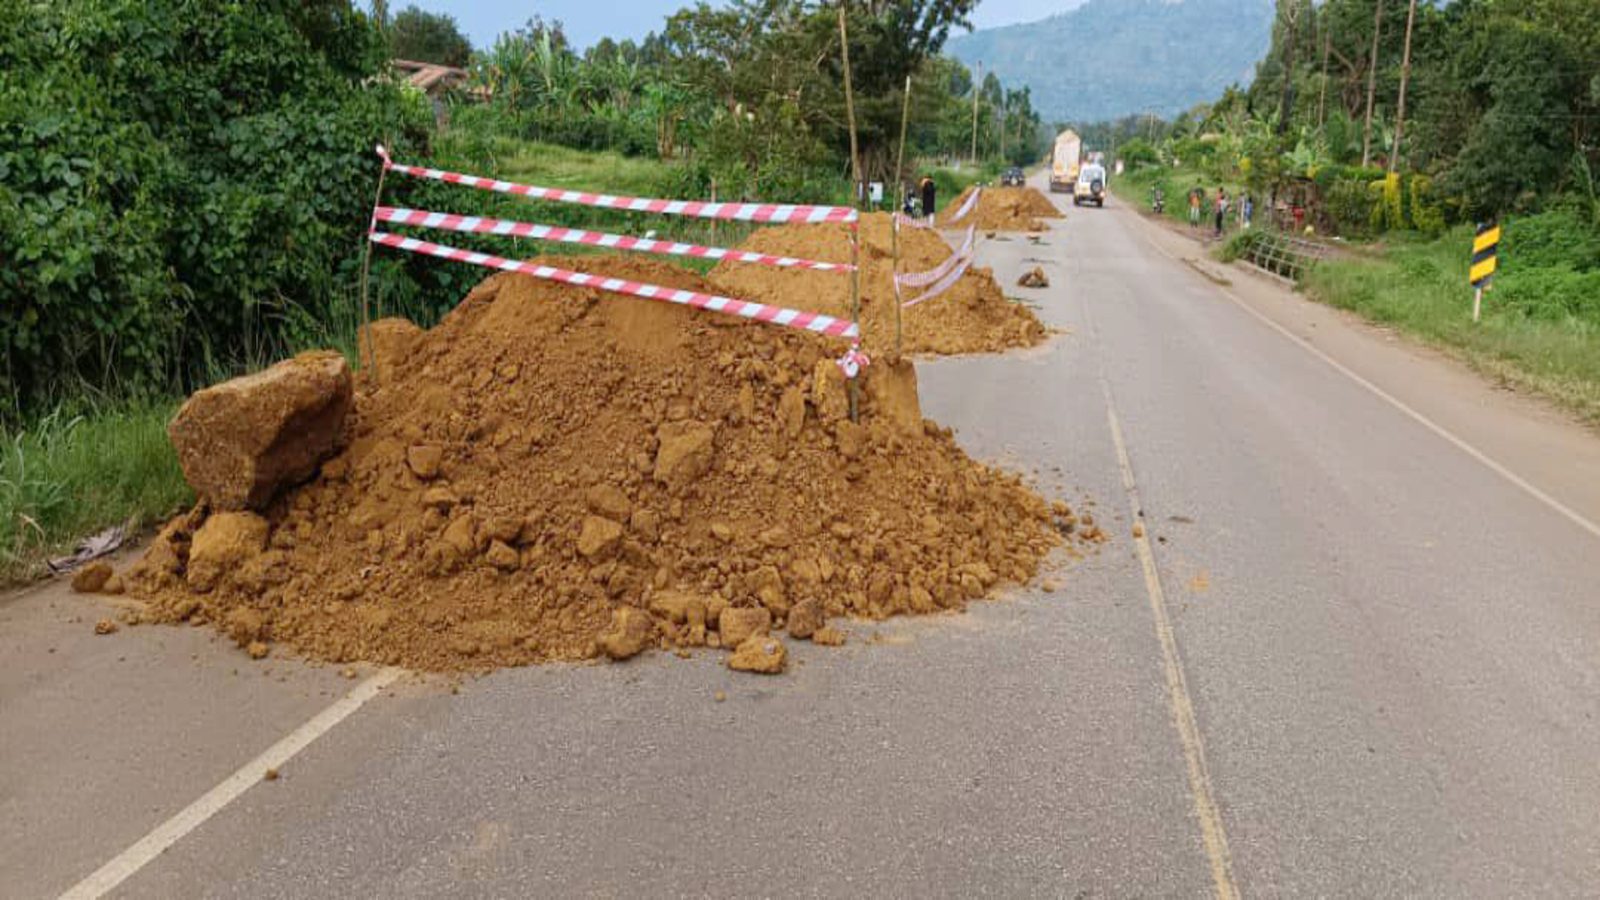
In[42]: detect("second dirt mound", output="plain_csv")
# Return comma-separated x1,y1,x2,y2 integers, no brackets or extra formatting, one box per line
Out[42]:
709,213,1046,357
941,186,1063,231
123,256,1083,672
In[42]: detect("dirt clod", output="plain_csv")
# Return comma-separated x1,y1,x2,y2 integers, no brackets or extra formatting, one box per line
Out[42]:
728,635,786,674
168,351,352,510
71,561,115,594
93,619,118,635
1017,267,1050,288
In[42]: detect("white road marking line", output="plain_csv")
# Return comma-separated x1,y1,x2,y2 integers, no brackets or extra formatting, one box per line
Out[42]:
1133,214,1600,544
60,667,404,900
1072,276,1241,900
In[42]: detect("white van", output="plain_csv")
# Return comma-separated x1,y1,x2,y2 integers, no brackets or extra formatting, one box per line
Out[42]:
1074,164,1107,207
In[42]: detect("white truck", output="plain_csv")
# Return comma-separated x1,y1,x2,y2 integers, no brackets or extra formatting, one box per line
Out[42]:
1050,130,1082,194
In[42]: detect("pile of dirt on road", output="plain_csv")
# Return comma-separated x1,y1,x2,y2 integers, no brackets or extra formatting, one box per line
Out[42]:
708,212,1047,357
121,257,1083,672
940,186,1063,232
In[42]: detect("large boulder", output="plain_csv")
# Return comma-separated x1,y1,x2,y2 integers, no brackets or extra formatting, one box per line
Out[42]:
168,351,353,510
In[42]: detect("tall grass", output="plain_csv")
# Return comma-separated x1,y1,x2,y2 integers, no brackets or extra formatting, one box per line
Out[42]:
1,401,191,583
1304,226,1600,425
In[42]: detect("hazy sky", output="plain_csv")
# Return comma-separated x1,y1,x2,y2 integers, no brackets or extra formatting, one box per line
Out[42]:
395,1,1087,51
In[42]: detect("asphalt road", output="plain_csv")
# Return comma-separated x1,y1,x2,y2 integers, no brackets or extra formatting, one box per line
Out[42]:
5,176,1600,898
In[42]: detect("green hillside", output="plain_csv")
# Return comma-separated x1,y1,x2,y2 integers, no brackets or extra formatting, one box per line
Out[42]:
948,0,1274,123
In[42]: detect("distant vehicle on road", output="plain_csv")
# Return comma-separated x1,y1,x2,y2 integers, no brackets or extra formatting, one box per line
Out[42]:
1074,163,1106,207
1050,130,1082,193
1002,166,1025,187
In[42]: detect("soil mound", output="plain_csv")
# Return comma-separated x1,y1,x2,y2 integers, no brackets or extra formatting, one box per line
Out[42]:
708,213,1046,357
124,257,1082,671
942,186,1063,231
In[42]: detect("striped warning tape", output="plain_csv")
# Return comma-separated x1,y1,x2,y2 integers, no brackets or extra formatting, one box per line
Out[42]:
896,224,977,289
943,187,982,225
378,147,857,224
375,206,853,272
901,251,977,309
370,231,859,339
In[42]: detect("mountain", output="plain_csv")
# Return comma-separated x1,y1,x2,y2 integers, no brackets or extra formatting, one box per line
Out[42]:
947,0,1274,123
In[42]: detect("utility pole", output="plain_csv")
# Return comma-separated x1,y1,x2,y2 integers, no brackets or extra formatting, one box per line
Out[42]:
998,92,1007,162
1361,0,1385,167
1276,0,1299,134
837,2,861,200
970,61,982,164
1389,0,1417,173
1318,24,1330,128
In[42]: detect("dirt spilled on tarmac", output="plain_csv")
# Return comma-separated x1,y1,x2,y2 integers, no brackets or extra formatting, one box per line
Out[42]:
708,212,1047,357
122,257,1088,672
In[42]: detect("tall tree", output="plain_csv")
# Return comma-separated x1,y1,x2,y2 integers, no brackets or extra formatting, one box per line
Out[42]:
390,4,471,67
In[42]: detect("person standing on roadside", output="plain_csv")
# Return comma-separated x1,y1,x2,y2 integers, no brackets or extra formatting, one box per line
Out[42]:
1188,183,1203,228
1214,187,1229,236
1242,193,1254,229
920,175,937,226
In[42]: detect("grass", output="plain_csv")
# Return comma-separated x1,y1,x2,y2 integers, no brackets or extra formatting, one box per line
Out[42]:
1,400,192,583
1303,227,1600,426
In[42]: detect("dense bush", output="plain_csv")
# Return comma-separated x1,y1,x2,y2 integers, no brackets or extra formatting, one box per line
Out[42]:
1494,210,1600,322
0,0,433,419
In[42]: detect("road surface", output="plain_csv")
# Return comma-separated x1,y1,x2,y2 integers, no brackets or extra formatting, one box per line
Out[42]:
5,176,1600,898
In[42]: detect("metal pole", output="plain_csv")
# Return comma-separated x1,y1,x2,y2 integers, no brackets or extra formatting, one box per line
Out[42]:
357,155,390,380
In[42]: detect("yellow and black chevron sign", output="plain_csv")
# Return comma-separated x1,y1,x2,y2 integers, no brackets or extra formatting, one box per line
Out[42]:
1470,222,1500,288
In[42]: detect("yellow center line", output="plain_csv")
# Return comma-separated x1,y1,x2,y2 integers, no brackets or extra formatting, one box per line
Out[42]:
1067,224,1240,899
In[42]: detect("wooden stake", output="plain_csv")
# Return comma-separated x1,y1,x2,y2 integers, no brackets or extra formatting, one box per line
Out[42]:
357,158,390,380
849,223,861,423
838,1,862,422
893,74,912,360
1473,286,1482,323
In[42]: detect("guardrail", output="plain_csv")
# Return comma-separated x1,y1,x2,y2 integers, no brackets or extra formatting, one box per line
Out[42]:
1237,230,1330,283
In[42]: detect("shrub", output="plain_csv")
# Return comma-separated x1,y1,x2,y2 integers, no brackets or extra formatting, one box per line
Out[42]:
0,1,432,420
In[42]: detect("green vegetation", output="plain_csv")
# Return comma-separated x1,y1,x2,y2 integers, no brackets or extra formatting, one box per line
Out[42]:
389,4,472,67
1090,0,1600,425
1,1,1051,580
1,403,191,582
1303,213,1600,424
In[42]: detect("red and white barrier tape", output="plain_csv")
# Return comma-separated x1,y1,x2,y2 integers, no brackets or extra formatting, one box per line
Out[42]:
375,206,853,272
377,146,857,224
943,187,982,225
370,231,859,339
901,251,977,309
896,224,977,289
836,343,871,379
